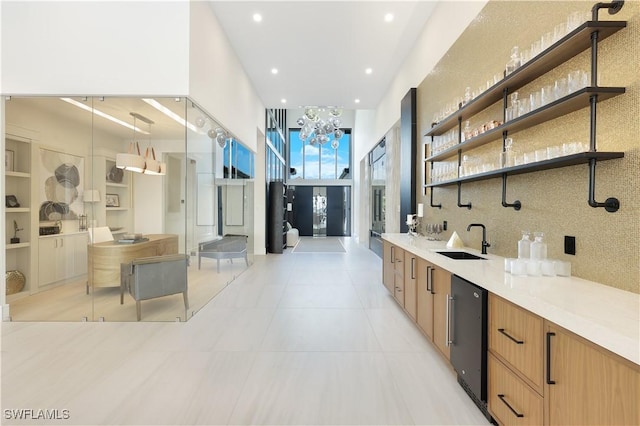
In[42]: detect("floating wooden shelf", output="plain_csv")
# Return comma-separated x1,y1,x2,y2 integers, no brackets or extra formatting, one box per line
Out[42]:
425,21,627,137
425,152,624,188
427,87,625,162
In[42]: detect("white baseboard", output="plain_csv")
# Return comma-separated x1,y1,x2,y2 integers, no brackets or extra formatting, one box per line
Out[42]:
2,304,10,321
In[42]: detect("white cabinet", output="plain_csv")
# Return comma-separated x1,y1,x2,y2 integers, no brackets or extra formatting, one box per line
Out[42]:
38,233,88,287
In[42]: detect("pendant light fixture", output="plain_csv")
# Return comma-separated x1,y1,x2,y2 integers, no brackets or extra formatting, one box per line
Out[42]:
141,117,166,175
116,112,166,175
116,113,147,173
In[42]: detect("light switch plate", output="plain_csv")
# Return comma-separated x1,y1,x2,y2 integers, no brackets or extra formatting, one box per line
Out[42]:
564,236,576,255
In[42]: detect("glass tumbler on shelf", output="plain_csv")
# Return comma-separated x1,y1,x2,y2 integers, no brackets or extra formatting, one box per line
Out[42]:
566,11,583,32
541,85,555,105
553,22,567,43
529,92,541,111
517,99,530,117
568,70,587,92
554,77,568,100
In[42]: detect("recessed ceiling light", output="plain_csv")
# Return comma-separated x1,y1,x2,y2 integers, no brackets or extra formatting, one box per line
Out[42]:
365,68,373,75
384,13,394,22
355,99,361,104
281,99,287,104
271,68,278,75
253,13,262,22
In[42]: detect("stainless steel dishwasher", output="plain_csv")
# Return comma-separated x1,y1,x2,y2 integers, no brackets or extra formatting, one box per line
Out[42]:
449,274,493,423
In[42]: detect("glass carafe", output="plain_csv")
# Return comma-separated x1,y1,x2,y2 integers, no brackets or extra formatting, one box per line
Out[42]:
530,232,547,260
501,137,515,168
462,120,471,142
518,231,531,259
506,92,519,121
505,46,522,76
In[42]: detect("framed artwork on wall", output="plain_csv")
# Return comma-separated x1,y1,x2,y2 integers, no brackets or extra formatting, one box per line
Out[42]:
105,194,120,207
38,148,84,221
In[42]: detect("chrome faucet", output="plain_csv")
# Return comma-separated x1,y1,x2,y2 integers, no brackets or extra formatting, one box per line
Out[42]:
467,223,490,254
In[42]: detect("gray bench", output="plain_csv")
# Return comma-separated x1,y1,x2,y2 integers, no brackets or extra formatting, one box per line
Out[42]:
198,235,248,272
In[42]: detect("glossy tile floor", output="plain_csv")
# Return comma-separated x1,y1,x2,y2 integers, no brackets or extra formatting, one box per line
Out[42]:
1,238,490,425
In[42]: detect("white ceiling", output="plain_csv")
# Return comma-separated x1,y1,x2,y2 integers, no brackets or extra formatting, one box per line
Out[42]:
8,2,438,141
208,1,438,109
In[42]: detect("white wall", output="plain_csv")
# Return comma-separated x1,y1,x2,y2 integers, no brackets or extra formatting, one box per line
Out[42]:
351,1,487,245
188,1,265,152
1,1,190,96
354,1,488,162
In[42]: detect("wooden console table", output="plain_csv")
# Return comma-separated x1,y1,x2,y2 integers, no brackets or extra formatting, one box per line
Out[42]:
88,234,179,289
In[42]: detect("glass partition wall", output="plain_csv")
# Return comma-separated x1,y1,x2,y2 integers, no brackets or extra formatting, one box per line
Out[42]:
3,96,254,321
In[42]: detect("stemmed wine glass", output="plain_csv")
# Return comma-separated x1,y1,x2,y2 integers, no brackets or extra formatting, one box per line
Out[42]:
434,223,443,241
426,224,434,240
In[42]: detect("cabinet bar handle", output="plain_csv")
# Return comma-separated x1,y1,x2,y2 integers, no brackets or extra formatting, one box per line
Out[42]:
446,294,454,346
426,266,433,292
429,266,435,294
546,332,556,385
410,257,415,279
497,394,524,418
390,246,395,263
498,328,524,344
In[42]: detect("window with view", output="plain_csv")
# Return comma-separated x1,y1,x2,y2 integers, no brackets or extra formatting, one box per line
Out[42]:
289,129,351,180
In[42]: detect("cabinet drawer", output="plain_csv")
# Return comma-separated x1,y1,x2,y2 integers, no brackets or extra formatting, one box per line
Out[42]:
489,353,543,426
489,295,543,391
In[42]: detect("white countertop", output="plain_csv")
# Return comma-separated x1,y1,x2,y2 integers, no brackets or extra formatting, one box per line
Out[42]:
382,233,640,366
39,230,89,239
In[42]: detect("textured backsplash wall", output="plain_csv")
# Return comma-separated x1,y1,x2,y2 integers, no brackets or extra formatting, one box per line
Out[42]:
416,1,639,293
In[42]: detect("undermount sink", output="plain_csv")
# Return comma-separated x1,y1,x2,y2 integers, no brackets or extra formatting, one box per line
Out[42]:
436,251,486,260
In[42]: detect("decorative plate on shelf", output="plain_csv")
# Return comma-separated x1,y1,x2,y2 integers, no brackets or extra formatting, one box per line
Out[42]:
106,165,123,183
6,270,25,295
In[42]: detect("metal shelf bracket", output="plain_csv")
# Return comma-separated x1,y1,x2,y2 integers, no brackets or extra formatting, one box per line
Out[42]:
501,174,522,210
457,182,472,209
430,187,442,209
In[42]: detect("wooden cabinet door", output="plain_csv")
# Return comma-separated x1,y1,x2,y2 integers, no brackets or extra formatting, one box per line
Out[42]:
432,266,451,360
488,353,543,426
403,252,417,320
489,294,544,392
546,322,640,426
393,247,405,306
416,257,434,341
382,241,395,293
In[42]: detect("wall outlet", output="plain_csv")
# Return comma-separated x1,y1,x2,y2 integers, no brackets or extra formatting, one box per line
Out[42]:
564,236,576,255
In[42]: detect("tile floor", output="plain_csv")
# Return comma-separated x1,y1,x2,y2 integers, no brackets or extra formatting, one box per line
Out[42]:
1,238,490,425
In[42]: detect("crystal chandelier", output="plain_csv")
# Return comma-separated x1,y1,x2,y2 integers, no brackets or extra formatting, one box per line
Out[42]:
297,107,344,149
